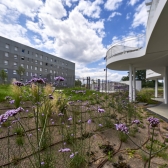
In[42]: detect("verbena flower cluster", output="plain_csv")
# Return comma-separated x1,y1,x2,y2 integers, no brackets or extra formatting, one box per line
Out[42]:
13,81,24,86
54,76,65,81
147,117,159,127
0,107,24,125
28,77,46,84
115,123,129,134
58,148,71,152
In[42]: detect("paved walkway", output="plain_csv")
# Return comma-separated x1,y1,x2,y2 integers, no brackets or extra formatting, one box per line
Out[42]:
147,98,168,121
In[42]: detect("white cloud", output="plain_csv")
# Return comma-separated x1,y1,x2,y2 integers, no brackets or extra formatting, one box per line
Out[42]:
104,0,123,11
75,64,122,81
0,0,43,19
107,12,122,21
132,2,148,28
39,0,67,19
98,62,106,66
126,13,131,19
63,0,79,7
128,0,139,6
25,3,106,64
76,0,103,18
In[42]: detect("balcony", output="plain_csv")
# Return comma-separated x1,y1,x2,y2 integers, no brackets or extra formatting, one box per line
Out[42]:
106,35,145,61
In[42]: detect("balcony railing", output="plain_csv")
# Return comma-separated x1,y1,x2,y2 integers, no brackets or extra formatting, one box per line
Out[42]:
106,34,145,60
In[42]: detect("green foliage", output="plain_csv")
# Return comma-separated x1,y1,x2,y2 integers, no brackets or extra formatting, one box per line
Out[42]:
16,66,25,80
118,132,128,142
75,80,82,87
69,154,86,168
136,89,157,104
0,84,13,102
13,126,24,137
0,69,8,84
16,136,24,146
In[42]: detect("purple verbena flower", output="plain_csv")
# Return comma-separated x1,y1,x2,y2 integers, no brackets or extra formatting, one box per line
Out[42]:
87,119,92,124
68,116,72,121
132,119,140,124
13,81,24,87
115,123,129,134
147,117,159,127
9,100,15,104
98,108,105,113
54,76,65,81
58,148,71,152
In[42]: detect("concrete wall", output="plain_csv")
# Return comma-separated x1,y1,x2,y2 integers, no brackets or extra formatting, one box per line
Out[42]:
120,81,142,91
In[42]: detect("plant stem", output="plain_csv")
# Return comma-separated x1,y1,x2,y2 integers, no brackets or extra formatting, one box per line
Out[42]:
148,128,155,168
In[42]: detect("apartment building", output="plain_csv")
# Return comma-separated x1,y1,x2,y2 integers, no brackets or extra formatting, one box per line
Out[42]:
0,36,75,87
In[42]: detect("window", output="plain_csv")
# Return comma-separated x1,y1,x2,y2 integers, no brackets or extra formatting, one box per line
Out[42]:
31,66,32,70
13,70,17,75
51,64,52,67
27,65,29,69
54,71,55,74
51,58,53,62
40,68,42,71
46,63,48,66
27,58,29,62
4,69,8,73
35,67,37,70
45,69,47,72
22,49,25,53
50,70,52,73
4,60,8,66
21,57,24,60
62,62,64,66
21,64,24,67
40,55,43,59
31,73,32,76
51,76,52,79
14,55,17,59
15,47,18,51
5,44,9,49
35,60,38,64
35,53,38,57
28,51,29,54
5,52,9,57
40,61,42,65
55,60,57,62
46,57,48,60
14,62,17,66
26,72,28,76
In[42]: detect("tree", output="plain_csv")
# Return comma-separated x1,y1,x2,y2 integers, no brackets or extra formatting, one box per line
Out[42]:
121,76,129,81
75,79,82,87
16,66,25,80
0,70,8,84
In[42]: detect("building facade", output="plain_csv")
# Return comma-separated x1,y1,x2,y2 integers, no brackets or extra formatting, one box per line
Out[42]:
0,36,75,87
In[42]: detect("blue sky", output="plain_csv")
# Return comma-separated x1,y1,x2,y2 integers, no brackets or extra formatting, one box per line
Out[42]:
0,0,148,81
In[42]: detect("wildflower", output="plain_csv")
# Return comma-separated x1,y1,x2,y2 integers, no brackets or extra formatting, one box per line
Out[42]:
54,76,65,81
98,108,105,113
9,100,15,104
87,119,92,124
68,116,72,121
147,117,159,127
41,162,45,165
58,113,64,116
70,152,78,158
49,94,54,99
13,81,24,86
115,123,129,134
52,121,54,125
99,124,103,127
58,148,71,152
132,119,140,124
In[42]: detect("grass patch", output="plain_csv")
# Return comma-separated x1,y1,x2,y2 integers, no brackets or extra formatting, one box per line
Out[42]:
0,84,13,102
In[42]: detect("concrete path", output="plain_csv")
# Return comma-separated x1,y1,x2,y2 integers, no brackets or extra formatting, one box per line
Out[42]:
147,98,168,121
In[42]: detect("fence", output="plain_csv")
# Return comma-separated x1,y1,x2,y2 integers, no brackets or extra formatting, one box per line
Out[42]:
75,77,129,92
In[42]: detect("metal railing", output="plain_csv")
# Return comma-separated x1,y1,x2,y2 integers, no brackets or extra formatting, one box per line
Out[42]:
106,34,145,60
